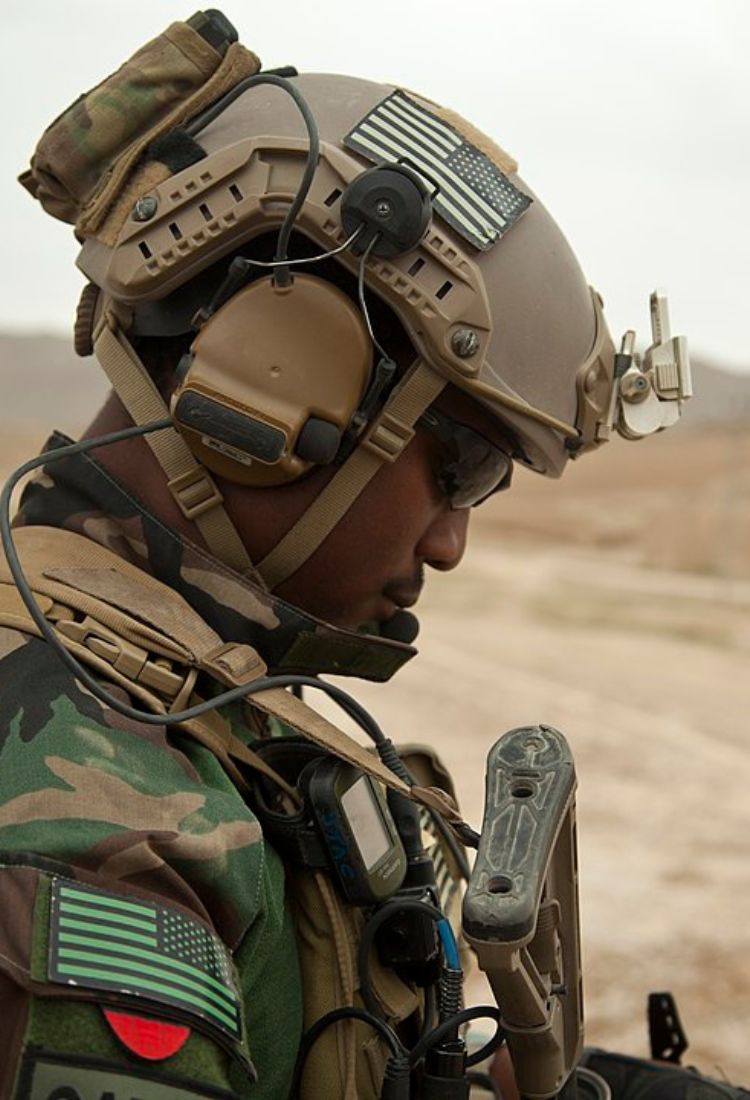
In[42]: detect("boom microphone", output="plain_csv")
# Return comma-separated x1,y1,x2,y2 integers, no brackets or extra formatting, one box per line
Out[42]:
380,610,420,644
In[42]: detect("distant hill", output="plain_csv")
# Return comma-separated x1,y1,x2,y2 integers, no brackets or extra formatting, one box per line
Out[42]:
1,331,748,431
682,358,750,424
0,332,109,434
1,331,748,579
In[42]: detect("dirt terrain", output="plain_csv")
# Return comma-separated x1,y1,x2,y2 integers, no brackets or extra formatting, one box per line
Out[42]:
1,338,749,1082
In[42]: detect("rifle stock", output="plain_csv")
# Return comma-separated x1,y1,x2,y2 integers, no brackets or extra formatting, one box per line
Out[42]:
463,725,583,1100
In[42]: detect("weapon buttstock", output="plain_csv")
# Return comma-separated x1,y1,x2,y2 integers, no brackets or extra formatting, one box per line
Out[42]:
463,725,583,1100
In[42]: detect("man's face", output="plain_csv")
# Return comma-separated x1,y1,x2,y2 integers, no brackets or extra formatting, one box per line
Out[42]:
232,384,513,631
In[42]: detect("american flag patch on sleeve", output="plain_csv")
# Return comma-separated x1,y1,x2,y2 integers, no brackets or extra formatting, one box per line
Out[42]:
344,90,532,251
47,878,242,1043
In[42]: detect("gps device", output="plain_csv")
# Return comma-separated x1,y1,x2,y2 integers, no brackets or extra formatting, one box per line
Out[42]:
302,757,407,906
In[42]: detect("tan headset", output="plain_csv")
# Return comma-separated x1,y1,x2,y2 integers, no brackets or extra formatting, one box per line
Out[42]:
170,164,433,487
171,273,372,485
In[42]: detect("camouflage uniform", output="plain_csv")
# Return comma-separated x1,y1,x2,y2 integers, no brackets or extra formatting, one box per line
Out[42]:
0,432,413,1099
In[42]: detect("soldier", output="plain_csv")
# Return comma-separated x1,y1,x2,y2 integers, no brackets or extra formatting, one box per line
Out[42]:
1,10,733,1100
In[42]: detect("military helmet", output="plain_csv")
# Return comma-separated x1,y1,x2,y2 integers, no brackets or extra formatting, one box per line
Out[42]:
20,11,691,588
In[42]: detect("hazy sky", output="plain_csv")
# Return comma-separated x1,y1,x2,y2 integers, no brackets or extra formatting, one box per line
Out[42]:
2,0,748,370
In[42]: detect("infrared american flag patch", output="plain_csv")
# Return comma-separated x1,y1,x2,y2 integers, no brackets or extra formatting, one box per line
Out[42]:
47,878,242,1043
344,90,532,251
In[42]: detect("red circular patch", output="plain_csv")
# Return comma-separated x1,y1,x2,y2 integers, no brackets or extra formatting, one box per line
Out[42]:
102,1008,191,1060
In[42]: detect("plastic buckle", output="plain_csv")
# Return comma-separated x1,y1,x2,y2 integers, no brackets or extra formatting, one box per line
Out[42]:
58,616,147,680
57,616,188,702
168,467,224,521
139,659,191,702
202,641,267,685
363,412,415,463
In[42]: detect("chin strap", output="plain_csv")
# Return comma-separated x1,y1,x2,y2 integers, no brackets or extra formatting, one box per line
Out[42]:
93,308,445,590
257,360,446,590
92,303,256,578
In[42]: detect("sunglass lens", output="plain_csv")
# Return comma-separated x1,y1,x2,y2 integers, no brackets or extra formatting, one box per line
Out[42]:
424,410,512,508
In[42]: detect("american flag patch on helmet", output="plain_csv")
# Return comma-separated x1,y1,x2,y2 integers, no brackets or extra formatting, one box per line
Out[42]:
344,90,532,251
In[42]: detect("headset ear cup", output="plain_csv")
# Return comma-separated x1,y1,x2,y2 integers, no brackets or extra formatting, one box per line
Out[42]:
171,273,372,486
296,418,342,464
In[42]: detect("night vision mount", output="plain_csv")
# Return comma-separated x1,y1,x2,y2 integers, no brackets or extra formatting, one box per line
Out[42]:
605,290,692,441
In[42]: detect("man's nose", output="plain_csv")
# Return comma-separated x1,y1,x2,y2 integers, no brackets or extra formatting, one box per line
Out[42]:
418,506,470,572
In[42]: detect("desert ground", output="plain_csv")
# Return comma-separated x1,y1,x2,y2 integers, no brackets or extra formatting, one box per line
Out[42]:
1,342,749,1083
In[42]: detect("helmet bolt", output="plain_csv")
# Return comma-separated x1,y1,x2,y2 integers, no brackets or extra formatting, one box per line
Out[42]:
132,195,158,222
451,328,480,359
375,199,393,219
620,372,651,402
584,366,600,394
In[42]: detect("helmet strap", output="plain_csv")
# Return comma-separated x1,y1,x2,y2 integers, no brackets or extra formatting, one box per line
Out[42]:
257,360,446,590
92,302,256,578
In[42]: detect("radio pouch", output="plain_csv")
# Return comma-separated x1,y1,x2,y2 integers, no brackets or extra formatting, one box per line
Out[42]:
18,12,260,238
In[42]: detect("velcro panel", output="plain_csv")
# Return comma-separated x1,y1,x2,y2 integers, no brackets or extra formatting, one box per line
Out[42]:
344,90,532,251
0,861,38,985
47,878,243,1046
18,1050,237,1100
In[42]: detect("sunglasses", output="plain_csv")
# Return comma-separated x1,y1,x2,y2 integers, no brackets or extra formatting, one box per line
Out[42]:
417,406,514,509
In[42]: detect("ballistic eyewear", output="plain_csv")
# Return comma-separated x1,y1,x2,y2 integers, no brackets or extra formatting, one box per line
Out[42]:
418,406,514,509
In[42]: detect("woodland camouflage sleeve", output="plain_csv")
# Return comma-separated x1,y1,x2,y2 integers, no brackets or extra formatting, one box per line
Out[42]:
0,627,302,1099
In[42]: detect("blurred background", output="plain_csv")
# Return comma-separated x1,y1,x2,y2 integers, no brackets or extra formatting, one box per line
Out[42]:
1,0,749,1083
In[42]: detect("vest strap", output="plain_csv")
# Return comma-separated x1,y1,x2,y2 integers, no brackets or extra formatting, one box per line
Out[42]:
93,311,256,577
0,527,461,826
257,361,445,589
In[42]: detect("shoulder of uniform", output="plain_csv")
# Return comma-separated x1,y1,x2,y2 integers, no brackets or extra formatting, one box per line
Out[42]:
0,851,257,1093
0,630,268,953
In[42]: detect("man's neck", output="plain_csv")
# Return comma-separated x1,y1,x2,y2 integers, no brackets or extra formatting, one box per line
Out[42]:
14,430,416,683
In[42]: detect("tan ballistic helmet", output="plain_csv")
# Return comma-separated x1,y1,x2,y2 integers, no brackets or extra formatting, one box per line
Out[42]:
23,14,691,586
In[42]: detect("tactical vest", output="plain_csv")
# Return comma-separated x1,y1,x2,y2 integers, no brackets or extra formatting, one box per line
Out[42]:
0,524,466,1099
